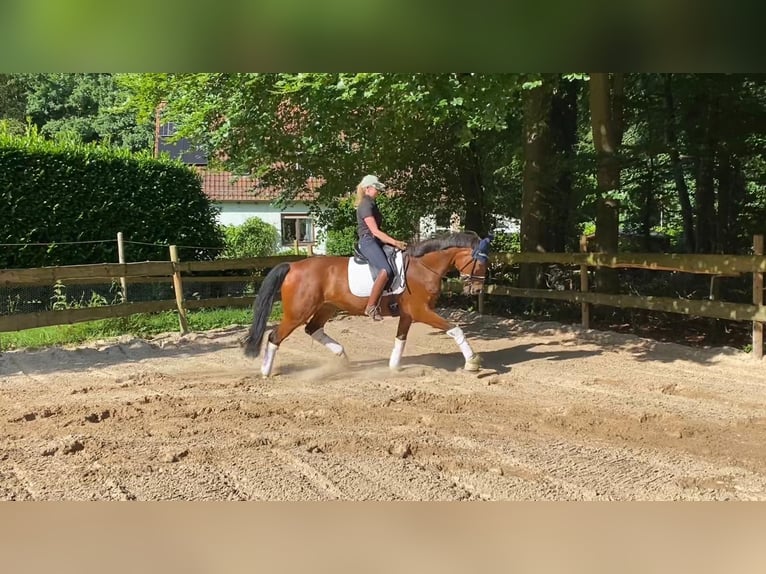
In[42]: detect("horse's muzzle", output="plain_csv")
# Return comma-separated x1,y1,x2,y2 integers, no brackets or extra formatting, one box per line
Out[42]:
461,277,485,295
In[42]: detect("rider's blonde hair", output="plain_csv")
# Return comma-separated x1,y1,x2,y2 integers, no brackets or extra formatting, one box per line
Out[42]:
354,184,367,207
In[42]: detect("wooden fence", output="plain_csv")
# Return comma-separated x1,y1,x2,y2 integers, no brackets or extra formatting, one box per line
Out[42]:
0,251,305,334
1,236,765,358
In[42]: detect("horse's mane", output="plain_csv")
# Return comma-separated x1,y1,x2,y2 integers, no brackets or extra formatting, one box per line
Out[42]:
408,231,480,257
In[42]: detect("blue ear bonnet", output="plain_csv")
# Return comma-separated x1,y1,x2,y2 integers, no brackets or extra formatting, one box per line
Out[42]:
472,235,493,262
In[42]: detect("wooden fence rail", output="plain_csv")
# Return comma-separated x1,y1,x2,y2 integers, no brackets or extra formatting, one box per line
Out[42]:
1,239,764,357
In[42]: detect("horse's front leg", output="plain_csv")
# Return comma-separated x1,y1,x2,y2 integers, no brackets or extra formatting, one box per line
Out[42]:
389,314,413,370
413,308,481,372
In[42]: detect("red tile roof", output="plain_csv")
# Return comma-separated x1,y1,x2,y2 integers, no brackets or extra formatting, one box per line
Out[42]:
197,168,318,203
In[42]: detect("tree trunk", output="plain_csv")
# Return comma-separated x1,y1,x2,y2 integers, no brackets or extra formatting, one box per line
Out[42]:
663,74,695,253
549,75,579,252
588,72,623,293
693,87,718,254
520,78,554,289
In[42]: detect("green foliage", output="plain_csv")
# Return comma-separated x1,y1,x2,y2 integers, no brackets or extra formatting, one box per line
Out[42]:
0,129,224,268
491,231,520,253
219,216,279,259
0,74,28,124
122,73,524,234
0,117,26,135
7,73,154,152
375,193,422,241
119,72,766,257
50,280,118,311
325,227,356,255
316,195,420,238
314,193,421,256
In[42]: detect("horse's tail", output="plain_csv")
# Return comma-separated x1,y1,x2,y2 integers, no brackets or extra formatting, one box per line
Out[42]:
242,262,291,358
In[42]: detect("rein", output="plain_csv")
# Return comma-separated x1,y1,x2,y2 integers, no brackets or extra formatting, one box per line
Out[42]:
411,246,488,285
414,255,443,278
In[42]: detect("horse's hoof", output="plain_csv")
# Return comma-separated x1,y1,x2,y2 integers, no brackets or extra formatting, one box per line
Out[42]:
464,354,481,372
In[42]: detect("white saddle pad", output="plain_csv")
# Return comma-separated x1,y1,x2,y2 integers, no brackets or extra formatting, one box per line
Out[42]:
347,251,406,297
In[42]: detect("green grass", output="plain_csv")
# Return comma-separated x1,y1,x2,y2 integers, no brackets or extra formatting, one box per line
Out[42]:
0,303,283,351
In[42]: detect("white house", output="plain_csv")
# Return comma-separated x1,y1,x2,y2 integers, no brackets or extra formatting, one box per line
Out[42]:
155,119,326,254
199,170,326,254
419,212,520,238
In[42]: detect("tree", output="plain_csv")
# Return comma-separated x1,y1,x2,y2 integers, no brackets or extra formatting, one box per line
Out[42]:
119,73,766,269
589,72,624,292
519,74,585,288
121,73,526,237
14,73,154,151
520,76,554,288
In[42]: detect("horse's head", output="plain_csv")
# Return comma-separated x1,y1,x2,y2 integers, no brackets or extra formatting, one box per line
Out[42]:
455,235,492,295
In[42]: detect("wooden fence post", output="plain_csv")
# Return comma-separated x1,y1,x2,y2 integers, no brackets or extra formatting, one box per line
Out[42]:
580,234,591,329
169,245,189,335
117,231,128,302
753,234,763,359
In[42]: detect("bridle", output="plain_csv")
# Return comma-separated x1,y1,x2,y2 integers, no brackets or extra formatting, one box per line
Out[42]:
458,243,490,287
414,239,491,288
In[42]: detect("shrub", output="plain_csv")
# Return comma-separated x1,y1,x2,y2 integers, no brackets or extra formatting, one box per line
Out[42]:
491,231,519,253
325,227,357,256
219,216,279,259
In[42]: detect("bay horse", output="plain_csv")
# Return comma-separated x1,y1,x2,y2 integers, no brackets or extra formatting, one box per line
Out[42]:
242,231,492,377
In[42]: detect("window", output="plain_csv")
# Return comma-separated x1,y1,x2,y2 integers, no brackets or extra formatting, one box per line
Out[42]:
281,214,314,245
159,122,177,137
435,211,451,230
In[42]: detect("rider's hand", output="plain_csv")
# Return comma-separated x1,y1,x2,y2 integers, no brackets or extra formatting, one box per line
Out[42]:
397,241,408,251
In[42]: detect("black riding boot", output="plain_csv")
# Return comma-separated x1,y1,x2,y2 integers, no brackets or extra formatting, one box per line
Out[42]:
365,272,389,321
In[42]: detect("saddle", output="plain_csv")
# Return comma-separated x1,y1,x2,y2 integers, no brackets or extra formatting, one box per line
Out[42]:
352,242,399,280
347,242,406,299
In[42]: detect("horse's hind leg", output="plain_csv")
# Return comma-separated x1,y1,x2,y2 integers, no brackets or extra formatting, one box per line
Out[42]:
304,304,346,358
261,300,318,377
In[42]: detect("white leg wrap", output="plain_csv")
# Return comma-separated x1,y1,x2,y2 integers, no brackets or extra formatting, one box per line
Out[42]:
310,328,345,356
447,326,474,360
261,341,279,377
389,337,406,370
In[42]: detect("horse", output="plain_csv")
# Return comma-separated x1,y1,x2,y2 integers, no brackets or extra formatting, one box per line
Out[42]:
242,231,492,377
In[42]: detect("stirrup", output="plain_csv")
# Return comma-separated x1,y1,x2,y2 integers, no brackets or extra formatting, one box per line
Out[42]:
365,305,383,321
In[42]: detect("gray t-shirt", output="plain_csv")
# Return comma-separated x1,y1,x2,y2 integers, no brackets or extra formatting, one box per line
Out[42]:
356,196,382,239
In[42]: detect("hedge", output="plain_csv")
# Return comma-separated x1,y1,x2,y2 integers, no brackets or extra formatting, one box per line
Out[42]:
0,131,224,268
